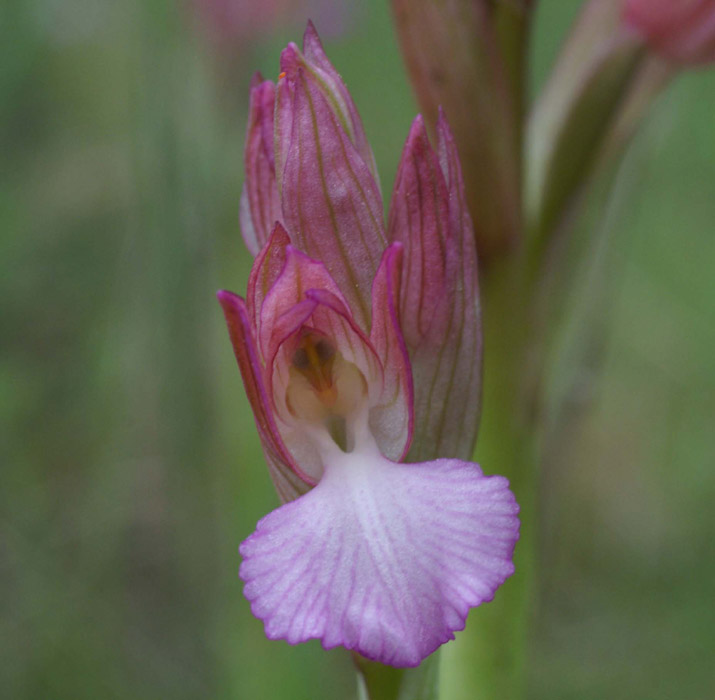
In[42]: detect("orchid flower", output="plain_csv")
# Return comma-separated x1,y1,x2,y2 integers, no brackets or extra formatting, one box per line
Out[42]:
624,0,715,66
219,23,519,668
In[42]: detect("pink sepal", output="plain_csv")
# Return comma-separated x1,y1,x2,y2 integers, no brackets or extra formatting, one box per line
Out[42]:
299,21,380,182
241,76,282,255
277,63,386,329
217,290,316,498
246,223,291,339
388,113,482,461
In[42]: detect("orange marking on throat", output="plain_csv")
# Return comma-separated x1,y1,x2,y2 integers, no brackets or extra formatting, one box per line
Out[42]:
292,334,337,406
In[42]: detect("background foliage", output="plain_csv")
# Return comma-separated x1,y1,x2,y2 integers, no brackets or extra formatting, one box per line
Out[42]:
2,0,713,697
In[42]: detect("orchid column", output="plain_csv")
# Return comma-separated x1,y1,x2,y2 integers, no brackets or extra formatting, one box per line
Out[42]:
218,24,518,699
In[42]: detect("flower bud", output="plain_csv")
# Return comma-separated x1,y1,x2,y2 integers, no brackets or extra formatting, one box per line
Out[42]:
388,112,482,461
273,23,387,329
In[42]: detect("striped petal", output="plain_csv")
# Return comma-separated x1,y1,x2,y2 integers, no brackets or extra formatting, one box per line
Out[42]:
240,450,519,667
216,291,316,498
278,62,386,329
246,222,290,335
241,76,282,255
388,115,449,349
258,245,350,363
389,113,482,461
300,21,380,183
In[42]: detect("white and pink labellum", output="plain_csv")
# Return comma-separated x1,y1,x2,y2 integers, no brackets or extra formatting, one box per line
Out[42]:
241,437,519,668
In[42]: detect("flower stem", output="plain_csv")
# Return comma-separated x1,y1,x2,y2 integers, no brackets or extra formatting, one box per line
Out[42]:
355,654,440,700
441,256,541,700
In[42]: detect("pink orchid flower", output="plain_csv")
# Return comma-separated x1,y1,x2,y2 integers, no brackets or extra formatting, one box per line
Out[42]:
624,0,715,65
218,23,519,667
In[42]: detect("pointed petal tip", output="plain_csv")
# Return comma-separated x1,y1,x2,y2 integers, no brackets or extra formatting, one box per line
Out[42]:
268,219,290,242
434,109,460,161
216,289,243,309
436,108,454,139
248,75,275,104
406,113,429,144
279,42,303,78
303,19,320,46
303,20,330,63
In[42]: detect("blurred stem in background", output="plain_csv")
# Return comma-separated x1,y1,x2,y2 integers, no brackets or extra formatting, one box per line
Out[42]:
441,254,539,700
391,1,689,698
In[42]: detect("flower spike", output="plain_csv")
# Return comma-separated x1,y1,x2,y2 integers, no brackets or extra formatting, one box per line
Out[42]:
219,22,518,669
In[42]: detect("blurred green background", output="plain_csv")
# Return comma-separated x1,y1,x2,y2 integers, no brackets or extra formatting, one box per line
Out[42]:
2,0,713,698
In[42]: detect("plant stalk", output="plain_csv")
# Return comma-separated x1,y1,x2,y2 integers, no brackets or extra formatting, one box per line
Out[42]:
440,255,541,700
355,653,440,700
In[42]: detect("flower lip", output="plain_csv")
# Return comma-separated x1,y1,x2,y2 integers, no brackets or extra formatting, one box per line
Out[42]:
239,452,520,667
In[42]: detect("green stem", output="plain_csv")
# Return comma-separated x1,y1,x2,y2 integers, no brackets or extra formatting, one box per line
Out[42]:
441,256,541,700
355,654,440,700
493,0,534,131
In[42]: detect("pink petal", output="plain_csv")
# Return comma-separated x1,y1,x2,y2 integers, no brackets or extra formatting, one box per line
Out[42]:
368,243,413,461
388,115,449,348
240,453,519,667
241,76,283,255
389,113,482,462
216,290,316,497
303,287,383,399
258,245,349,363
300,21,380,183
246,222,291,334
279,64,387,329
